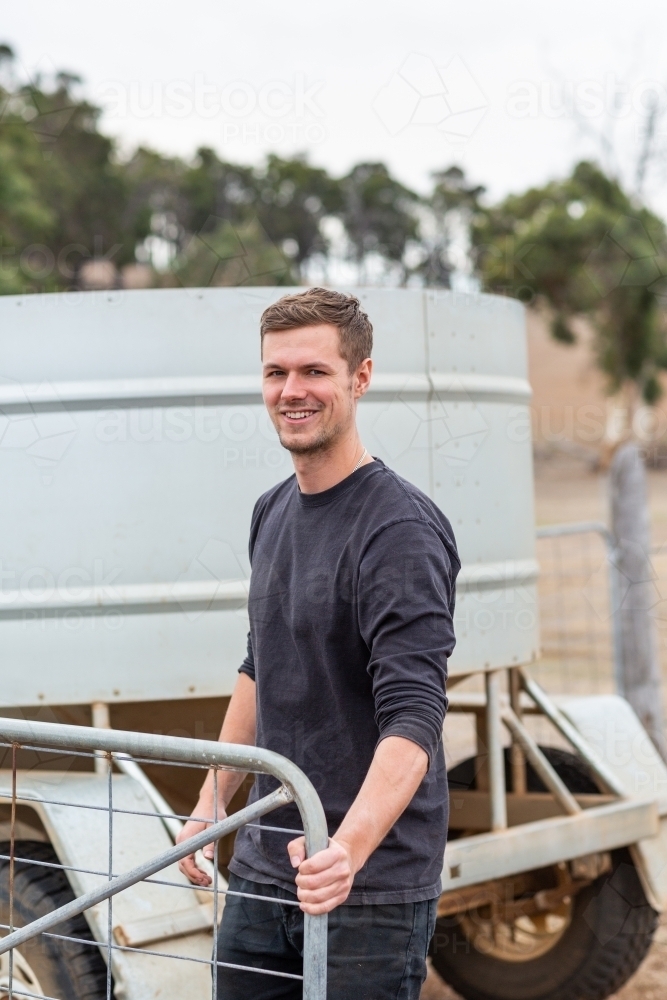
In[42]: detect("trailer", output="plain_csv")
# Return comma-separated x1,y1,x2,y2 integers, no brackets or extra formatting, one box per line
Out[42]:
0,286,666,1000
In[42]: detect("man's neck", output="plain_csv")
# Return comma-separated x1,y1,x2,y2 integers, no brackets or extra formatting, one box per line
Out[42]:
292,434,373,494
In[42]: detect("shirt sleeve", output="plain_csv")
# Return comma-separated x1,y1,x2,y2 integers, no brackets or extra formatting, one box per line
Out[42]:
238,630,256,681
357,518,456,769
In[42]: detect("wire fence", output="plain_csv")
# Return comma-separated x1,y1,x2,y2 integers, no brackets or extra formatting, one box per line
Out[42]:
443,522,625,768
533,522,619,698
0,721,329,1000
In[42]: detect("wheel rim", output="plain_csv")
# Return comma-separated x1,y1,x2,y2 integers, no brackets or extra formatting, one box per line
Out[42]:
457,898,574,963
0,949,46,997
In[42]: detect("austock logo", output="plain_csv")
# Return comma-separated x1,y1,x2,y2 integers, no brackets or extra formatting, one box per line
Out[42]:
585,215,667,298
0,376,77,485
372,376,489,470
373,53,488,143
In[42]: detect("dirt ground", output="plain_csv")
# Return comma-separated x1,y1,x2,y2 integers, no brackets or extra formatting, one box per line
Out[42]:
422,452,667,1000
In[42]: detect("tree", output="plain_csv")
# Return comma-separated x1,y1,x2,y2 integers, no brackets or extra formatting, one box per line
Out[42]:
122,146,189,268
0,110,56,293
0,46,56,292
180,146,256,236
473,161,667,409
0,57,136,290
418,166,485,288
169,217,295,288
340,162,419,283
26,76,132,272
253,154,342,274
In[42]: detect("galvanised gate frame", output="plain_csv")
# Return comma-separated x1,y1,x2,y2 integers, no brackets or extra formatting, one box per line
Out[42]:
0,719,329,1000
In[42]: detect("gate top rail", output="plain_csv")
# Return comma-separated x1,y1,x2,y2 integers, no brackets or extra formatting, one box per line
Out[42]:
0,718,328,856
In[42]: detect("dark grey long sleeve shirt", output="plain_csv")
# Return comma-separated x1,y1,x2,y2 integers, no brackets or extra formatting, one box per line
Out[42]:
230,458,459,904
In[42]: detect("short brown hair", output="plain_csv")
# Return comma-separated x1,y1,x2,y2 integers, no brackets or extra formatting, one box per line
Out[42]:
260,287,373,372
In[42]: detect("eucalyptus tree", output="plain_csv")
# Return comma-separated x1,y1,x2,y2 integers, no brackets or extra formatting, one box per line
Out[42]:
340,162,420,283
418,165,485,288
473,161,667,407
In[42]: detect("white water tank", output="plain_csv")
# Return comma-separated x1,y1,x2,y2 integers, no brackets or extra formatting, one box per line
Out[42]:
0,288,537,707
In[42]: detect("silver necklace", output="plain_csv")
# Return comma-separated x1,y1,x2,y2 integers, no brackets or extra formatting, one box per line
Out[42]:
352,447,367,474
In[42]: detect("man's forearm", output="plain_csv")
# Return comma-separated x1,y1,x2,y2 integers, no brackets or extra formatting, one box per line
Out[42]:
177,672,256,885
289,734,429,914
197,672,257,813
334,735,428,874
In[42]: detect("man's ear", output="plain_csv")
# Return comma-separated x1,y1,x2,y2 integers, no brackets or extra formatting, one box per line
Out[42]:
354,358,373,399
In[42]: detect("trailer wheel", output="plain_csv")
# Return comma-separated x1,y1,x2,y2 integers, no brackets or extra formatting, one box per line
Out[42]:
0,841,109,1000
430,749,658,1000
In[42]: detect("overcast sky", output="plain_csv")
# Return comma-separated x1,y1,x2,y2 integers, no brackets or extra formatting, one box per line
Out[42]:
6,0,667,212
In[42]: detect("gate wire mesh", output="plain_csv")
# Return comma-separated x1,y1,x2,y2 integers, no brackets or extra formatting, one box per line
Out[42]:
0,728,328,1000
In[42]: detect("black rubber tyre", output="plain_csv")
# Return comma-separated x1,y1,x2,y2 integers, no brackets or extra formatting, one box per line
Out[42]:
0,841,109,999
430,749,658,1000
447,744,601,798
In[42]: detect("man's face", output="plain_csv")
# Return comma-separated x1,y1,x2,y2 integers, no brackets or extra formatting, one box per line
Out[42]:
262,323,371,455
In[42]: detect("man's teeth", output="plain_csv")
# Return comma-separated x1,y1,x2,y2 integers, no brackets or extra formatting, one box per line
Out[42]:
285,411,314,420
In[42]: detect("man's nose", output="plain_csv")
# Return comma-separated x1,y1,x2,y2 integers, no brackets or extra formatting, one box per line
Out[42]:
281,372,308,399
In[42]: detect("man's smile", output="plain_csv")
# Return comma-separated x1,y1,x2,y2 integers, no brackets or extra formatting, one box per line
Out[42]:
280,409,319,423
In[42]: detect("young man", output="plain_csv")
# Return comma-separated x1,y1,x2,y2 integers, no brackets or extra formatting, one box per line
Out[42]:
177,287,459,999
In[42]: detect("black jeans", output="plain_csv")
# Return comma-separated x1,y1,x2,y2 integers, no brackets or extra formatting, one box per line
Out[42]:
215,874,437,1000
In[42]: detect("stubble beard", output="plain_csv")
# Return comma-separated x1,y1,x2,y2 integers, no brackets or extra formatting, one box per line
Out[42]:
277,419,345,455
276,394,354,456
